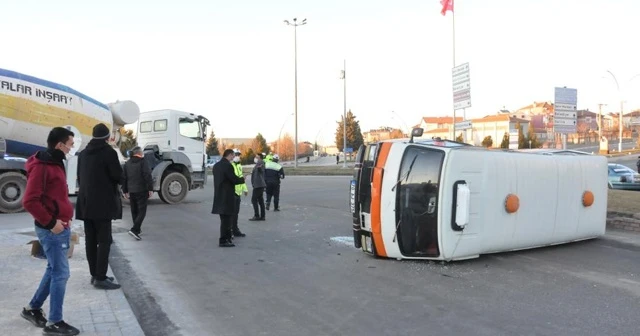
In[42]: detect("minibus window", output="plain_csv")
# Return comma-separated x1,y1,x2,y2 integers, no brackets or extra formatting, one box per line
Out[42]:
395,147,444,257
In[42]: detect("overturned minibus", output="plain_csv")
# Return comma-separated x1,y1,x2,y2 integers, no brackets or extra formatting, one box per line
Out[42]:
350,129,608,261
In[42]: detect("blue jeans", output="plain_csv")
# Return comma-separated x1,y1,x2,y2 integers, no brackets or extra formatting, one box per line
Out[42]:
29,226,71,324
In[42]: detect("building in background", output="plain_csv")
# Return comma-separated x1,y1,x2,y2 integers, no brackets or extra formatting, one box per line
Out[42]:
470,115,530,148
363,127,406,144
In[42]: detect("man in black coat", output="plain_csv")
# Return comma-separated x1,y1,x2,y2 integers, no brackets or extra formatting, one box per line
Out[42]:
122,146,154,240
75,123,123,290
212,149,246,247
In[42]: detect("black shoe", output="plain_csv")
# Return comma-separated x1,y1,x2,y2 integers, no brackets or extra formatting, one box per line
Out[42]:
128,230,141,240
93,279,121,290
21,308,47,328
219,240,235,247
274,208,280,212
233,231,246,237
42,320,80,336
91,276,114,285
249,216,261,221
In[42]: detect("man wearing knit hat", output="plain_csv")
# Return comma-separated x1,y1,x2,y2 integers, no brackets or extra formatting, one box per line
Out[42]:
75,123,123,290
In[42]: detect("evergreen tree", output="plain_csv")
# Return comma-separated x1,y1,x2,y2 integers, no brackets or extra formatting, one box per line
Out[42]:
526,125,541,148
482,136,493,148
205,130,220,157
517,122,526,149
500,132,509,149
119,128,137,156
335,110,364,151
251,133,269,155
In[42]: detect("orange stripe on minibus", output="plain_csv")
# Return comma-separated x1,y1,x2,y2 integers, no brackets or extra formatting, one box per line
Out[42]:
370,142,392,257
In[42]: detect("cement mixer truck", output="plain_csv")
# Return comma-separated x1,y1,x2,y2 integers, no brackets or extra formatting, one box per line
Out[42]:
0,68,208,213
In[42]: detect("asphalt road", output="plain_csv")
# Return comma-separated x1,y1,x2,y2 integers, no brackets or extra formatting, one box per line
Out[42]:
569,138,636,153
108,176,640,336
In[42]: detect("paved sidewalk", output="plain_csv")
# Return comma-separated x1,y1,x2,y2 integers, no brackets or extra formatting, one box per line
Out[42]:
0,222,144,336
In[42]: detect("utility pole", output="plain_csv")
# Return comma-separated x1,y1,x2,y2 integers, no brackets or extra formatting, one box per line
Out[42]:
597,103,606,141
342,60,347,168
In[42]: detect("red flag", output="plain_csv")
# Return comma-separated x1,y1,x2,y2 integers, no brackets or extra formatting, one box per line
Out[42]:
440,0,453,16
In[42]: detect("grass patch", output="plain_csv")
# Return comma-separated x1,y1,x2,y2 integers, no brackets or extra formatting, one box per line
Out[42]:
608,189,640,214
607,189,640,214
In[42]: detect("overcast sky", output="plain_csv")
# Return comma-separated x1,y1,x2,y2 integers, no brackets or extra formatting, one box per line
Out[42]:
3,0,639,145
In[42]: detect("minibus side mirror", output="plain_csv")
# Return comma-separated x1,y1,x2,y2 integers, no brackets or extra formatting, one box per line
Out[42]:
409,128,424,143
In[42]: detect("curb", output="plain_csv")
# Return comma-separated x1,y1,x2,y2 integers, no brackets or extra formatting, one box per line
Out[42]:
606,211,640,233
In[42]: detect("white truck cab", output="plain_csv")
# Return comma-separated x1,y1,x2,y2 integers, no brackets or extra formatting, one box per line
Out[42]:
136,109,210,204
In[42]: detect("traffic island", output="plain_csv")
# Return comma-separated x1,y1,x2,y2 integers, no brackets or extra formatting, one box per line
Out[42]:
607,189,640,233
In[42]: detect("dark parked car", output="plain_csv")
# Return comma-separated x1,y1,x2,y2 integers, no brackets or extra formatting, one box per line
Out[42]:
608,163,640,190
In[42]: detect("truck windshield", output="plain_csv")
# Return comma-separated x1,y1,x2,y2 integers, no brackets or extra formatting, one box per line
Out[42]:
395,146,444,257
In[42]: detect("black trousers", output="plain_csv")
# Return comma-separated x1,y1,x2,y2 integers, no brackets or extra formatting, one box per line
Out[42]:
219,214,233,242
130,192,149,234
231,195,242,234
266,182,281,209
83,219,112,281
251,187,265,218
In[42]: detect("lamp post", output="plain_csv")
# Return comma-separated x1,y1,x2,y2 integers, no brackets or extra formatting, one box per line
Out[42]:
605,71,640,152
391,110,410,136
284,17,307,168
340,60,347,168
277,113,294,156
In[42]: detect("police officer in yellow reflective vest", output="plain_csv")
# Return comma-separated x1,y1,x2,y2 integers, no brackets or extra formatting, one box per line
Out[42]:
231,149,248,237
265,154,285,211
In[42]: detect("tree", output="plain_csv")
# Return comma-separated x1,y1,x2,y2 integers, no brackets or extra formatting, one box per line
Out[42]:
276,133,295,161
335,110,364,151
205,130,220,157
482,135,493,148
119,128,137,156
517,122,526,149
456,132,464,143
389,129,405,139
251,133,269,156
298,142,313,156
526,125,541,148
500,132,510,149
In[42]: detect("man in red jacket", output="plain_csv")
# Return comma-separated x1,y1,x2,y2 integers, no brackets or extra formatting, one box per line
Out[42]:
20,127,80,336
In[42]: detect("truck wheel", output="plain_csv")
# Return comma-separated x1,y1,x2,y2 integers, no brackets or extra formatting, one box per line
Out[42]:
160,172,189,204
0,172,27,213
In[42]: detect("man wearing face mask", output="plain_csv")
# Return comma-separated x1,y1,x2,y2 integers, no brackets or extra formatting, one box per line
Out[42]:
21,127,80,335
249,153,267,221
212,149,247,247
230,149,248,238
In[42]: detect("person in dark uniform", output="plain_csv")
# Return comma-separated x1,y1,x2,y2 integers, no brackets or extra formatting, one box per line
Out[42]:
212,149,246,247
265,154,285,211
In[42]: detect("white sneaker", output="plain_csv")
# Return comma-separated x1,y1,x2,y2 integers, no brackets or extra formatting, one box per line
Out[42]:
128,230,141,240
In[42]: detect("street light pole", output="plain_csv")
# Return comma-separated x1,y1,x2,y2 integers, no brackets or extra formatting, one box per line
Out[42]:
605,70,640,152
391,110,410,136
284,18,307,168
341,60,347,168
277,113,294,156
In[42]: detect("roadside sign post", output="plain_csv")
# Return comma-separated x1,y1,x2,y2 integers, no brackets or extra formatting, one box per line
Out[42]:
553,87,578,150
452,63,471,141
